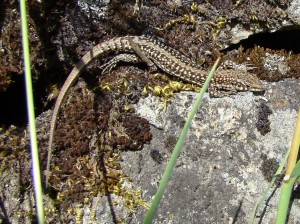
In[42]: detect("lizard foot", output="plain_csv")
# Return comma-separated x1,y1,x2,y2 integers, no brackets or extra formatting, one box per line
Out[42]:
100,54,142,74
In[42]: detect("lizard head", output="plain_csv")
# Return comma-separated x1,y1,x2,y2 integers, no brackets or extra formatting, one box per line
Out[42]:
236,71,265,92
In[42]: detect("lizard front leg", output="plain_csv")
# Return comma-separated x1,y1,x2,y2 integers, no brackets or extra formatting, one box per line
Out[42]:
128,36,158,72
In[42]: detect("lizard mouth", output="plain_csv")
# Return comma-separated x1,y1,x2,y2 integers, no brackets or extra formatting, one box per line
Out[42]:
251,87,265,91
249,86,265,93
247,81,265,92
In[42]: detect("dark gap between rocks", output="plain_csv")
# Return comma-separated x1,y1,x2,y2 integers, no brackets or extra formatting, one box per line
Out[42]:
0,74,27,127
223,27,300,53
0,74,45,127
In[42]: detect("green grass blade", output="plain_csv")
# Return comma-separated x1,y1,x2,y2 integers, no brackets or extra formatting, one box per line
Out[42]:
250,148,290,224
290,159,300,180
283,106,300,181
143,58,220,224
19,0,45,223
276,107,300,224
276,180,294,224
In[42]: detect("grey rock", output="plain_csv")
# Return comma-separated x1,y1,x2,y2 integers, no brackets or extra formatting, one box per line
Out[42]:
288,0,300,24
119,78,300,223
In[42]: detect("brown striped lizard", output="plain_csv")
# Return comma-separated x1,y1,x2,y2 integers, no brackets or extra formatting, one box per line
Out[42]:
45,36,265,186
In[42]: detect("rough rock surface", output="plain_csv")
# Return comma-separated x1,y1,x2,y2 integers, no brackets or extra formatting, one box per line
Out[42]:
119,78,300,223
64,78,300,223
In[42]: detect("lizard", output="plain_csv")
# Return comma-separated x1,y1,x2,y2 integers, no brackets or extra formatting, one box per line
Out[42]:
45,35,265,187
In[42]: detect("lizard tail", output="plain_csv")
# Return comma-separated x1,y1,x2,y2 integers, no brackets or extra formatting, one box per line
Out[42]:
45,36,134,187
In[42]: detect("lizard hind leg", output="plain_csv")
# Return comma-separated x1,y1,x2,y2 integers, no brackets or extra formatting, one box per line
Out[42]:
100,54,143,74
